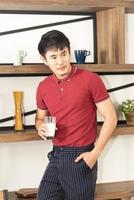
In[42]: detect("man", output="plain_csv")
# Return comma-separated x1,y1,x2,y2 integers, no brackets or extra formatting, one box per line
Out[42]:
35,30,117,200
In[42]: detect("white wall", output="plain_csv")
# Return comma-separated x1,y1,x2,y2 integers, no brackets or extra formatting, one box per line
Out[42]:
0,13,94,63
0,140,51,189
0,14,134,191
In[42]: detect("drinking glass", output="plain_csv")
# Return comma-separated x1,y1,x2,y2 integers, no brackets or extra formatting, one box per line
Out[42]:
44,116,56,138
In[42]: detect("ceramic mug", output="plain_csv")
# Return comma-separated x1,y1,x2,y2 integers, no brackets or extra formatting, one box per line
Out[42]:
74,50,90,64
13,50,27,66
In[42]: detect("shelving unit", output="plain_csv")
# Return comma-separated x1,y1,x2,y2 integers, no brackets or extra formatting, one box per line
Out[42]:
0,0,134,143
0,123,133,143
0,63,133,142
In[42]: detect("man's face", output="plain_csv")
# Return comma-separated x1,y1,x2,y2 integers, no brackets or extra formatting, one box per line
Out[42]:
42,47,72,79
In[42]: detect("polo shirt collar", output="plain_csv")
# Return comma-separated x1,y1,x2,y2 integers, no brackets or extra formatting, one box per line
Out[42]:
53,66,77,83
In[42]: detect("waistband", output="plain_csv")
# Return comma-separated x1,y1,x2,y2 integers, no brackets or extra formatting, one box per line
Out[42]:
53,143,94,153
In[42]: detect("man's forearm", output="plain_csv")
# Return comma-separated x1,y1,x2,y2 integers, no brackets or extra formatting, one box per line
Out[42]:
94,116,117,155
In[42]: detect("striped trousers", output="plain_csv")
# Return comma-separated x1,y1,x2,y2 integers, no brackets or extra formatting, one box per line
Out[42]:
37,144,97,200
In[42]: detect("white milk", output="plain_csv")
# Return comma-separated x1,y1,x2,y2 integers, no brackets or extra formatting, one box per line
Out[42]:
46,122,56,137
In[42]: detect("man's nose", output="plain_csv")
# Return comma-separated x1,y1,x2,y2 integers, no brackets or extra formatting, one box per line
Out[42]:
57,56,63,65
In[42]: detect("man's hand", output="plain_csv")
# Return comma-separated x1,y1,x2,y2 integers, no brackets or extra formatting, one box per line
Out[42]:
35,109,50,140
75,149,99,169
37,123,49,140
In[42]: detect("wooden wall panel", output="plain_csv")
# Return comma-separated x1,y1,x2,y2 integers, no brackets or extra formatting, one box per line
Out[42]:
96,7,125,64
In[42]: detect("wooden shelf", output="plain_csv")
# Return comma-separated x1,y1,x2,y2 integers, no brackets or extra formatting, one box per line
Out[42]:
0,0,134,13
0,64,51,75
98,124,134,136
0,128,40,143
0,64,134,75
113,125,134,136
78,64,134,74
0,124,133,143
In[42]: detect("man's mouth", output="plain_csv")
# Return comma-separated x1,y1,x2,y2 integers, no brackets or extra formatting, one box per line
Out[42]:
57,67,65,71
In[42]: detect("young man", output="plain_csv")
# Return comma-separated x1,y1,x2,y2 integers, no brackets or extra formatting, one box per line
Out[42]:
35,30,117,200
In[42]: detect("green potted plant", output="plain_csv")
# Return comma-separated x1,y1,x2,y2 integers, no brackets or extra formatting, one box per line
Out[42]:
120,99,134,126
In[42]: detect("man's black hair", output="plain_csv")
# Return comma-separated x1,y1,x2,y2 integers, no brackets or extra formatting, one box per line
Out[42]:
38,30,70,56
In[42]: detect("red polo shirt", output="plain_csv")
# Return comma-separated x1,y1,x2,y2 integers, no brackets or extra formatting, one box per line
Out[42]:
36,66,109,147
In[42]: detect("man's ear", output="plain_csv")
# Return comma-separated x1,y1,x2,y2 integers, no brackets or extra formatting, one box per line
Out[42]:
40,56,48,66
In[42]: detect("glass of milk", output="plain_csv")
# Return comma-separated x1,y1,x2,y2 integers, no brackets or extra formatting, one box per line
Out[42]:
44,116,56,138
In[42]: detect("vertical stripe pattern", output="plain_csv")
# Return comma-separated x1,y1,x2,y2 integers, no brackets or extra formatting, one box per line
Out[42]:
37,144,97,200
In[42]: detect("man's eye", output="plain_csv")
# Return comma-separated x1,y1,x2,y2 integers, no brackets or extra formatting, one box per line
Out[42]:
62,53,66,56
52,57,56,60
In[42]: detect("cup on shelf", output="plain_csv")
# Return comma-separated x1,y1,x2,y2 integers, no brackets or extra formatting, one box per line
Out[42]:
74,50,90,64
44,116,56,138
13,50,27,66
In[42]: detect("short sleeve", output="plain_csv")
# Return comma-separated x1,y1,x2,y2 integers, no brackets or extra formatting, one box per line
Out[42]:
89,73,109,103
36,83,48,110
